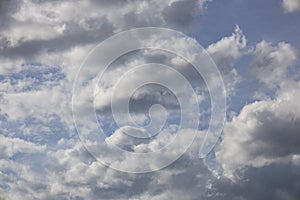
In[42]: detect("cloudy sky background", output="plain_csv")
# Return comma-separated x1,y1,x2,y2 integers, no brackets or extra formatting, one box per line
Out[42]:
0,0,300,199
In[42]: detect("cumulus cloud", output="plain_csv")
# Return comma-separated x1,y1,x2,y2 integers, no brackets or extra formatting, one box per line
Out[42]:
0,0,209,62
0,0,215,198
251,41,298,85
212,37,300,199
217,82,300,175
206,25,249,94
210,161,300,200
207,25,248,73
0,132,217,199
0,135,46,158
162,0,204,29
1,0,300,199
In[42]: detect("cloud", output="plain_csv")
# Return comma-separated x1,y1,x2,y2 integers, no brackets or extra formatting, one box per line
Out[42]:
0,135,46,158
0,0,210,61
0,0,21,28
162,0,204,29
251,41,298,85
206,25,248,94
282,0,300,12
0,86,69,120
212,36,300,199
216,80,300,175
1,0,300,199
0,133,217,199
207,25,248,73
210,161,300,200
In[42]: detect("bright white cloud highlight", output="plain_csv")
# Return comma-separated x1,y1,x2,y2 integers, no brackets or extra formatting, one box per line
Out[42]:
282,0,300,12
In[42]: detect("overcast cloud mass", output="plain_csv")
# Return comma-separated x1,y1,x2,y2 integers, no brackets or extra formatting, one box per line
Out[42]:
0,0,300,199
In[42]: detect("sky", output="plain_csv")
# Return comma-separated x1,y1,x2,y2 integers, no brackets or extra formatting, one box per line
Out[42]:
0,0,300,199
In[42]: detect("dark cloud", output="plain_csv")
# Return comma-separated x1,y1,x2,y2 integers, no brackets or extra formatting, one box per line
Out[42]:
211,162,300,200
89,0,135,7
163,0,199,28
0,0,21,28
94,49,207,115
249,111,300,158
0,19,114,59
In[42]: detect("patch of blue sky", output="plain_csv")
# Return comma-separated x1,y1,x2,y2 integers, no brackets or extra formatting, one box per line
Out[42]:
1,114,71,147
191,0,300,48
0,63,65,92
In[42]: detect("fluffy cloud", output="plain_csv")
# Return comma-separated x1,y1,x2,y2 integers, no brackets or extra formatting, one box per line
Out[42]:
0,0,209,61
0,135,46,158
210,161,300,200
282,0,300,12
1,0,300,199
207,25,248,73
251,41,298,85
216,38,299,174
217,81,300,175
0,132,217,199
0,1,215,198
206,25,249,94
213,37,300,199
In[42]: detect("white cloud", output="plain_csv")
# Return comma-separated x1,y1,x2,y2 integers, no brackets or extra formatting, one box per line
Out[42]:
207,25,248,72
0,135,46,158
0,134,215,199
251,41,298,85
282,0,300,12
1,0,300,199
216,81,300,177
206,25,248,94
0,0,209,59
0,87,70,120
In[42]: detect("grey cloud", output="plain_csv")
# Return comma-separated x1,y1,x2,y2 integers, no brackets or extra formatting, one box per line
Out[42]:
96,84,180,115
129,84,180,112
94,49,207,115
89,0,137,8
2,0,300,199
0,19,114,59
163,0,199,29
249,111,300,158
0,0,21,28
250,41,298,85
211,162,300,200
207,25,248,75
0,0,209,59
0,138,216,199
217,83,300,172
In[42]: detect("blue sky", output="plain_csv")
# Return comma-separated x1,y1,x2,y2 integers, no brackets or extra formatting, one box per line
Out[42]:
195,0,300,47
0,0,300,199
